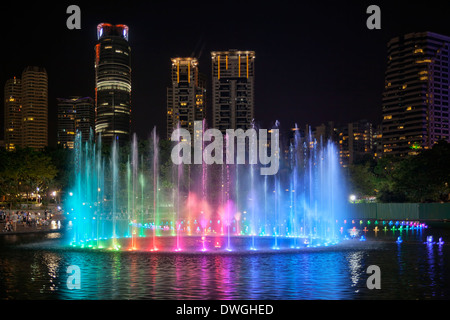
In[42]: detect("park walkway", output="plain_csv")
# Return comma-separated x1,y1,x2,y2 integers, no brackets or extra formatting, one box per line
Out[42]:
0,212,64,235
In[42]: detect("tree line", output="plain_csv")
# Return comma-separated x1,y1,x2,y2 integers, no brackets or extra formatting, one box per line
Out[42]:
0,147,59,207
1,139,449,207
347,140,450,203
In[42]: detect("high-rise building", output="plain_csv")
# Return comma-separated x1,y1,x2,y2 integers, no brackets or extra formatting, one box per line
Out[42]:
21,66,48,149
95,23,131,144
57,96,95,149
382,32,450,156
211,50,255,132
57,98,76,149
338,120,374,167
167,57,206,139
373,124,383,159
75,97,95,143
313,121,338,143
4,77,22,151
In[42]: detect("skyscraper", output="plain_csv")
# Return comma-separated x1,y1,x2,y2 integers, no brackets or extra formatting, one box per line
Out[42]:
4,77,22,151
211,50,255,132
75,97,95,143
337,120,374,167
167,57,206,139
95,23,131,144
21,66,48,149
57,96,95,149
57,98,76,149
382,32,450,156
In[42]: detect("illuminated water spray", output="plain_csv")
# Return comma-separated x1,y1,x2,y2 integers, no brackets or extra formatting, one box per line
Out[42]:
66,122,348,252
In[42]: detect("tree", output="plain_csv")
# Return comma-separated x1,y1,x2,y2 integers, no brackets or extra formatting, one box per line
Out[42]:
372,156,404,202
347,161,377,199
393,141,450,202
0,148,58,208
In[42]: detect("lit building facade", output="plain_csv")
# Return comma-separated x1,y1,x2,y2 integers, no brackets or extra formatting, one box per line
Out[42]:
57,96,95,149
312,121,338,143
4,77,22,151
382,32,450,156
75,97,95,143
338,120,374,167
211,50,255,132
21,66,48,150
167,57,206,139
373,124,383,158
57,98,76,149
95,23,131,144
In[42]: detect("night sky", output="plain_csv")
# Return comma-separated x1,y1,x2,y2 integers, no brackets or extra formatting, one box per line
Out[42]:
2,0,450,146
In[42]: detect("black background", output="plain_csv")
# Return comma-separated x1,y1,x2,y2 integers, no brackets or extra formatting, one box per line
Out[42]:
2,0,450,145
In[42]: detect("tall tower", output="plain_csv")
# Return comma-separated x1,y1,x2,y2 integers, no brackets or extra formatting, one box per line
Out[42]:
95,23,131,144
4,77,22,151
211,50,255,133
337,120,374,167
57,96,95,149
75,97,95,143
382,32,450,156
167,57,206,139
21,66,48,150
57,97,77,149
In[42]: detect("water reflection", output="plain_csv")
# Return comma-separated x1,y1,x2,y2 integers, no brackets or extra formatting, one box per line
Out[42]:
52,251,355,300
41,252,61,292
425,240,446,298
1,230,450,299
426,241,436,296
347,251,364,290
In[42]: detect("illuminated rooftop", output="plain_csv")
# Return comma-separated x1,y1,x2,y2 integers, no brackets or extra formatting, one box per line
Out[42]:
97,23,129,41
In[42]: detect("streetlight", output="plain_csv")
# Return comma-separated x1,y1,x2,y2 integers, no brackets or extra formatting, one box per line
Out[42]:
349,194,357,203
51,191,58,205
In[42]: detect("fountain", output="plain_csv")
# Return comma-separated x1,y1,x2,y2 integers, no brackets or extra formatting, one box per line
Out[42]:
65,123,349,252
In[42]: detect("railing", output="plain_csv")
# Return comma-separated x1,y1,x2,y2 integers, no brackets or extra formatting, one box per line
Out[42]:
350,203,450,221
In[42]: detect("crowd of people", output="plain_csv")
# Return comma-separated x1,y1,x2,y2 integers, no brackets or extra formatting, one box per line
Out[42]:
0,210,53,232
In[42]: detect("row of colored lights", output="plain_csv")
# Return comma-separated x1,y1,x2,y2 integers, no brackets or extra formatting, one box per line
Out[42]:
337,219,427,227
69,233,341,252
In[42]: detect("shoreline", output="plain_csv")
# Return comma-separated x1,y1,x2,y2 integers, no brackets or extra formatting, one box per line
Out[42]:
0,213,65,236
0,224,64,236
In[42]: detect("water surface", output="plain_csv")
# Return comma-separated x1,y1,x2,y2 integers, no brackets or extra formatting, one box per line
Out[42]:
1,229,449,300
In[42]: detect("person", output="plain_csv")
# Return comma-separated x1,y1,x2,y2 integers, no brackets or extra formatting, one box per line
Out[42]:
31,212,36,226
11,211,18,231
4,215,13,232
22,212,27,227
4,221,10,232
